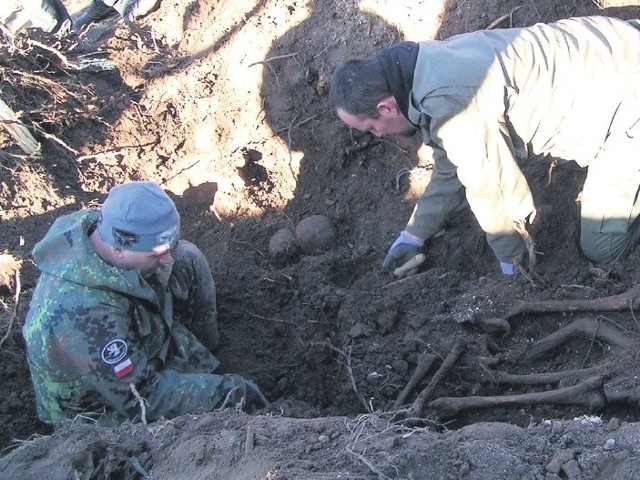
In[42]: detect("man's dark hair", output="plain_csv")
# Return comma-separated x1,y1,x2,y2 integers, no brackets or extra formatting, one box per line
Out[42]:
329,56,391,118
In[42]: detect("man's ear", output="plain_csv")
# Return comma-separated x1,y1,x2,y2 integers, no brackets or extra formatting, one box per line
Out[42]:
376,96,400,116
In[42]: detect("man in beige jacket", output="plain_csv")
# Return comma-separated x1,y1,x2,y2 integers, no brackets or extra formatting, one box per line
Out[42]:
330,16,640,276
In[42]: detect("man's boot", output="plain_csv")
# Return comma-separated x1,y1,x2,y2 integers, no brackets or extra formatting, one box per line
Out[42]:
73,1,118,31
109,0,162,22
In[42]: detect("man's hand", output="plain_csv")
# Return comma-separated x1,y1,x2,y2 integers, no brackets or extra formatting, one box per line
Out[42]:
382,230,425,275
244,379,269,412
220,375,269,412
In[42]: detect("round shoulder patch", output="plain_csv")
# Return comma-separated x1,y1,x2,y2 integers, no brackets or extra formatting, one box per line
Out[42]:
101,339,128,365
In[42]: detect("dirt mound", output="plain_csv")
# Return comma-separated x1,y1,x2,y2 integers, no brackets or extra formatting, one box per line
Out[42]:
3,411,640,479
2,0,640,478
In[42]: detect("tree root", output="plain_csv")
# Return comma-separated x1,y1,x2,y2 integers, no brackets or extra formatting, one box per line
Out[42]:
429,375,606,417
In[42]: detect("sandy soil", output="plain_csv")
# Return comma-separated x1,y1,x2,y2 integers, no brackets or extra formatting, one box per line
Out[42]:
2,0,640,478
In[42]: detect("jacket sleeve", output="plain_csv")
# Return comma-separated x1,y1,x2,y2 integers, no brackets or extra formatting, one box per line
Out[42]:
405,147,467,241
50,303,231,423
411,87,534,263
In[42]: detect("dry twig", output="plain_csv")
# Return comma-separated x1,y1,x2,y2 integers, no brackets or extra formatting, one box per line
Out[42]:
486,6,522,30
345,414,399,480
313,341,371,413
129,382,148,425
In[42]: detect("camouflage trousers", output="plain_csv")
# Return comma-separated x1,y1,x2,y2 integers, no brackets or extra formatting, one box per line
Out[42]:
166,240,220,357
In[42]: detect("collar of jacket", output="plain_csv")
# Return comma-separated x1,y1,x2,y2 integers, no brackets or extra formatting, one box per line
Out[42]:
376,41,419,126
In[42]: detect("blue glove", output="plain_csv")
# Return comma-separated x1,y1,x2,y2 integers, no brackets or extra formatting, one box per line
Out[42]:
500,261,516,276
382,230,425,272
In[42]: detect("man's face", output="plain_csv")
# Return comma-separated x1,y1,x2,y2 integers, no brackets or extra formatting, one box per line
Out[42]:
116,247,174,277
337,104,415,138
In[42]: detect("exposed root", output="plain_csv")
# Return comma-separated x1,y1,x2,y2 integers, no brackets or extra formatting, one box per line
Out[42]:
511,218,549,287
440,313,640,417
345,411,440,479
486,6,522,29
604,378,640,405
513,219,538,270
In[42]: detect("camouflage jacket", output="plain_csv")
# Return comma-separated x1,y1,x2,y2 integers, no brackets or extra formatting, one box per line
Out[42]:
23,210,232,427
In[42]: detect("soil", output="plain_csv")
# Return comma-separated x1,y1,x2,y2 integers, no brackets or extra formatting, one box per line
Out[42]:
2,0,640,479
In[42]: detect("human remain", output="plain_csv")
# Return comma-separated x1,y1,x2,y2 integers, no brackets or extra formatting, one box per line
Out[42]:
330,16,640,276
23,180,268,428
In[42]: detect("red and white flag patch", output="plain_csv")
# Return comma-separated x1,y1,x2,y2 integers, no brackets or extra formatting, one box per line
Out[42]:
113,358,133,378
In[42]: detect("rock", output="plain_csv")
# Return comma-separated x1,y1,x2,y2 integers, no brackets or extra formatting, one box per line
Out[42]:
551,421,564,437
546,450,576,474
561,459,581,479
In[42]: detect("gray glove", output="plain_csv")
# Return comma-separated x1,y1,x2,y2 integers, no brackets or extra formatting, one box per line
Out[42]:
244,379,269,412
382,230,425,274
220,375,269,412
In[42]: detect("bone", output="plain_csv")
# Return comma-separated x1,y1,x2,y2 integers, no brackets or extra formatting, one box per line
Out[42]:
506,283,640,318
393,353,437,410
393,253,426,278
472,317,511,338
487,363,612,386
526,318,635,360
429,375,606,416
412,338,467,415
